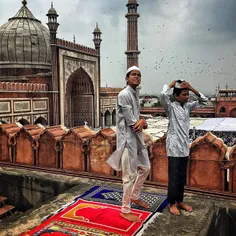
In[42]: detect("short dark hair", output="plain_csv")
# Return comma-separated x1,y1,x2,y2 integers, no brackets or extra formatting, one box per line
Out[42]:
173,87,183,96
126,71,131,78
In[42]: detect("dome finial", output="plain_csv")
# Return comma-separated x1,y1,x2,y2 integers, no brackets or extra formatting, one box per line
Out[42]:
22,0,27,6
51,2,53,8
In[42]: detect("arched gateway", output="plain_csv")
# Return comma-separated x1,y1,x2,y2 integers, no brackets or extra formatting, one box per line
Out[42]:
66,68,95,127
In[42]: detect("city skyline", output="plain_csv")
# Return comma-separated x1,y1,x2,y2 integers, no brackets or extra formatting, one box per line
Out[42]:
0,0,235,95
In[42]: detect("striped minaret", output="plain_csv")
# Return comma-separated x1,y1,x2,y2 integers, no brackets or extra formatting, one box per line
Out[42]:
125,0,140,69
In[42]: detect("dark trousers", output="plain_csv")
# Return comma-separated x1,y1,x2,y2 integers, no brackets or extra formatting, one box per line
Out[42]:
167,156,188,204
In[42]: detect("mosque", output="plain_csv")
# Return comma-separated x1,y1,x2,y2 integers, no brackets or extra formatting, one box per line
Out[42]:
0,1,235,233
0,0,132,128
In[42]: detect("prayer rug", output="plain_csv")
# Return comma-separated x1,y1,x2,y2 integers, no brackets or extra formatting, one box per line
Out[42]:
22,199,152,236
78,186,167,213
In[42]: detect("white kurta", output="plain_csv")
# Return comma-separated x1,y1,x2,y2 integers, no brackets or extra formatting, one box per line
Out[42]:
159,84,207,157
107,85,150,172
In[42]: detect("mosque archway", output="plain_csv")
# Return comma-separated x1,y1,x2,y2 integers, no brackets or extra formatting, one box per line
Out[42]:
66,68,94,127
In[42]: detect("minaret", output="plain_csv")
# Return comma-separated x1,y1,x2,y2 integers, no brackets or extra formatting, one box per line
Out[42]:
47,3,60,125
93,23,102,127
93,23,102,53
125,0,140,69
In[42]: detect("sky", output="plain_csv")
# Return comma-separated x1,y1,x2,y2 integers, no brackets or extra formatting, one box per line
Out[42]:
0,0,235,95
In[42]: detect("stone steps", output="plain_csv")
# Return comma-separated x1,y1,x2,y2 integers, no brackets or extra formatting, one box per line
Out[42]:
0,196,15,217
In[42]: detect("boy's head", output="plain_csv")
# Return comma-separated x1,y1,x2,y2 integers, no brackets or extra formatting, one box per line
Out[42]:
173,80,189,104
125,66,141,88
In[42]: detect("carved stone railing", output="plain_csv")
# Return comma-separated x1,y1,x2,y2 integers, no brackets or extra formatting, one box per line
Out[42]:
57,38,99,56
0,82,48,92
0,124,236,198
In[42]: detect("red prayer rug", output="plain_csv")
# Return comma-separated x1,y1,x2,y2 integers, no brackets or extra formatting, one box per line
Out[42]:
22,199,152,236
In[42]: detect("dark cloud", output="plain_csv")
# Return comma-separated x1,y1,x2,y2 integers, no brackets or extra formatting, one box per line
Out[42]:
181,0,236,44
0,0,235,94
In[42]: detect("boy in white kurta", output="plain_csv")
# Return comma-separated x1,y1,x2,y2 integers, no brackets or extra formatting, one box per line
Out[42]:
107,66,150,222
160,80,207,215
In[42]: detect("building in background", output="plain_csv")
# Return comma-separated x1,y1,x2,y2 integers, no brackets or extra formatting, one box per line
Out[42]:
0,1,101,128
215,88,236,117
100,87,123,127
0,0,235,129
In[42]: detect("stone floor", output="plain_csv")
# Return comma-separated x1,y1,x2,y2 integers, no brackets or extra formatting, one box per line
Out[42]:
0,167,235,236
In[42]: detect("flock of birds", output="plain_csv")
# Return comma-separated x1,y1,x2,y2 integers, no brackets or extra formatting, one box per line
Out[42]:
1,0,234,92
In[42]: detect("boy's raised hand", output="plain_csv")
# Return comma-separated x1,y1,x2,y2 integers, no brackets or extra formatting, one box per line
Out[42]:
169,80,176,88
180,82,190,89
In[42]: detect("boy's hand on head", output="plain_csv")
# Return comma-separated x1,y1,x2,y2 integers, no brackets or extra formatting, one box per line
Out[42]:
180,82,190,89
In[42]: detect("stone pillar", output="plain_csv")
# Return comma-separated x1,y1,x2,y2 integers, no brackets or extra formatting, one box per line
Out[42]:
47,4,60,125
93,24,102,127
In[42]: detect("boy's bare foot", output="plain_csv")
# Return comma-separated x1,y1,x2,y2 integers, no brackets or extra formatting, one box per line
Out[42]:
131,199,150,209
169,204,180,215
120,212,141,222
177,202,193,212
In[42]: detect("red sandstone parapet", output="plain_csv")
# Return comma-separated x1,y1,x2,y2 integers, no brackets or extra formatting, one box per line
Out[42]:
14,125,45,165
88,127,116,176
0,123,21,162
229,145,236,193
189,132,227,191
0,82,48,92
57,38,99,56
149,136,168,184
1,123,236,199
37,126,67,168
61,126,94,172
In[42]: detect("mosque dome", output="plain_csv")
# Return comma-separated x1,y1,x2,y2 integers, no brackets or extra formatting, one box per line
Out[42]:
93,23,101,34
0,0,51,78
47,3,58,16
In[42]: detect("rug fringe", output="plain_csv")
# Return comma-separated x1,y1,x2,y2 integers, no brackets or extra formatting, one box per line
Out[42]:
135,212,162,236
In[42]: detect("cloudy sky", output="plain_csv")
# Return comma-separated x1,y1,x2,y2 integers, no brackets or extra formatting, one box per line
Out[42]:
0,0,235,95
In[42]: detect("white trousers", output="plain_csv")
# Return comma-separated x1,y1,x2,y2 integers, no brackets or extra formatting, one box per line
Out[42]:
121,148,150,213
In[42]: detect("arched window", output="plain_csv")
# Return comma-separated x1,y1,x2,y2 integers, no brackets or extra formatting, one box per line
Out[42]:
18,118,30,126
112,109,116,126
104,110,111,127
219,106,226,113
34,116,48,126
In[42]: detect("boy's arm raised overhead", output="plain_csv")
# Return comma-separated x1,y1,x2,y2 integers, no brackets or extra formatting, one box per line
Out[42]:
159,80,176,115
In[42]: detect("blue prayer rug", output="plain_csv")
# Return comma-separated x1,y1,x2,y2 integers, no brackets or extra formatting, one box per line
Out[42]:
77,186,167,213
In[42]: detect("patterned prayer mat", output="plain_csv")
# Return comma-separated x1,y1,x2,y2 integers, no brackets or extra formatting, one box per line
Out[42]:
78,186,167,213
22,199,152,236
